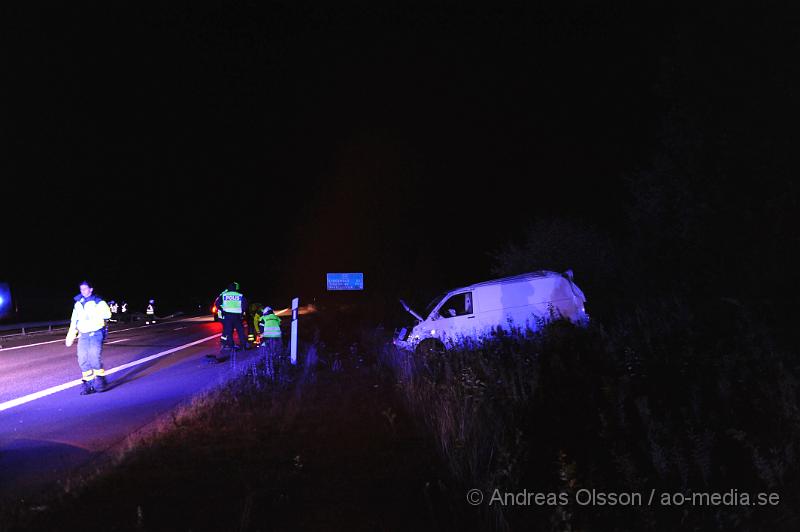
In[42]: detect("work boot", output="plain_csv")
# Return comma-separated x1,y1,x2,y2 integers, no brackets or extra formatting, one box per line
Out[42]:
94,375,108,393
80,381,95,395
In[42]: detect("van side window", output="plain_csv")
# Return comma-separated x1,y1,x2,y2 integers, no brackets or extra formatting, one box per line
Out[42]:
439,292,474,319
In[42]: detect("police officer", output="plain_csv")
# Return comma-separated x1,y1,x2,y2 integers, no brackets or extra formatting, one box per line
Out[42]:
214,282,249,350
65,280,112,395
146,299,156,324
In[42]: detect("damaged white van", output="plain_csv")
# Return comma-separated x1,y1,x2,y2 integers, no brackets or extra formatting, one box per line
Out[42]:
394,270,588,354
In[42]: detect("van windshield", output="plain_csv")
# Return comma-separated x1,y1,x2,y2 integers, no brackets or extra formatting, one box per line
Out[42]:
424,293,447,319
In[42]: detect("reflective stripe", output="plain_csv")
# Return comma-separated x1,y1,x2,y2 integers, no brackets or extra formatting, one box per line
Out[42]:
262,326,281,338
95,368,106,377
82,369,95,381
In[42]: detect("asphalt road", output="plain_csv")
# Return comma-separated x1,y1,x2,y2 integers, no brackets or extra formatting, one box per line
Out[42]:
0,316,264,501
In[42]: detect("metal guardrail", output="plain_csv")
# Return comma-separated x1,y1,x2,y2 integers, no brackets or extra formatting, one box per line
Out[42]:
0,320,70,336
0,311,190,339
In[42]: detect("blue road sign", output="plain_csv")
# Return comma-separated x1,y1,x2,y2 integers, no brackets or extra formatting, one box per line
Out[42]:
326,273,364,291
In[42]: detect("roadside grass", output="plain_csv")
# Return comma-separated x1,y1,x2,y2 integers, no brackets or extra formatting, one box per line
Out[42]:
5,299,797,531
1,327,477,532
382,298,800,531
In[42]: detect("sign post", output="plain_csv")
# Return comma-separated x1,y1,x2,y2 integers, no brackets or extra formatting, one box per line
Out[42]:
290,297,298,365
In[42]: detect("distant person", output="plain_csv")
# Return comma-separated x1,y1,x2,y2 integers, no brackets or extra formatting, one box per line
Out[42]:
146,299,156,324
121,301,128,322
109,300,119,322
65,280,111,395
259,306,282,357
214,282,249,351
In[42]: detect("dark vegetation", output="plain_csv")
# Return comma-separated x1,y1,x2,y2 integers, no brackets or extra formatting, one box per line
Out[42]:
384,312,799,531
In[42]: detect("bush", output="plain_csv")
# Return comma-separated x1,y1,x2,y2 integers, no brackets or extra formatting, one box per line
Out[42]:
382,303,800,531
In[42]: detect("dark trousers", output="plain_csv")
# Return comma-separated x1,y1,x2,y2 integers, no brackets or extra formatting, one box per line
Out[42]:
262,337,282,358
222,314,247,348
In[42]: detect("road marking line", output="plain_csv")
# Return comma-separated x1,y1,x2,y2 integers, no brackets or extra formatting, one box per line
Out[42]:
106,338,131,344
0,338,65,351
1,332,138,351
173,327,187,331
0,334,221,412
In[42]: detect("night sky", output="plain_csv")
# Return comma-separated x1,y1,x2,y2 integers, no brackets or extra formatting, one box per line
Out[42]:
4,2,797,322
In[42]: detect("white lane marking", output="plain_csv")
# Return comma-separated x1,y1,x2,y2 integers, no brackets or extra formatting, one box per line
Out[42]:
0,338,65,351
106,338,131,344
173,327,187,331
0,333,222,412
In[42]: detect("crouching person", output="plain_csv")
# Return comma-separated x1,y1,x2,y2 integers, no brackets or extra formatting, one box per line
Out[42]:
66,280,111,395
259,306,282,358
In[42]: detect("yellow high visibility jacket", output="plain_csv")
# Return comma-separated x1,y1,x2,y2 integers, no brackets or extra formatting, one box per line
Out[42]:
260,313,281,338
68,295,111,335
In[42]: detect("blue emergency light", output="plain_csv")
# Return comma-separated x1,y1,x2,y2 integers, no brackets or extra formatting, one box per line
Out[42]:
0,282,13,320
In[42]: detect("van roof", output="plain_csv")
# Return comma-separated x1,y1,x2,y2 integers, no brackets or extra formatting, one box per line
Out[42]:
464,270,562,290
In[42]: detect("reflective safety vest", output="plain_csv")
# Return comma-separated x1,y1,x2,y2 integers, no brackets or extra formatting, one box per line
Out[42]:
146,304,154,315
220,290,244,314
260,313,281,338
68,295,111,334
110,302,119,314
121,303,128,313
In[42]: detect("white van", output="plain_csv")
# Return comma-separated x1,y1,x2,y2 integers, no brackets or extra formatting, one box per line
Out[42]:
394,270,588,353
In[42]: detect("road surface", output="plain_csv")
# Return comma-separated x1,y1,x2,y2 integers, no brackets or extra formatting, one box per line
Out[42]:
0,316,263,501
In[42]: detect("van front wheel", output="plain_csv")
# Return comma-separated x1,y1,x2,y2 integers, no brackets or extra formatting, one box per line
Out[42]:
416,339,445,357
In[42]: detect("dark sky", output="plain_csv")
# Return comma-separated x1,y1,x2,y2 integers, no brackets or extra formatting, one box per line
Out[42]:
3,2,795,319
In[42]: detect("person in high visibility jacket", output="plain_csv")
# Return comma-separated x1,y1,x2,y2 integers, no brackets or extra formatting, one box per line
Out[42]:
214,282,249,350
259,306,282,356
65,280,112,395
247,303,262,346
145,299,156,324
109,300,119,322
121,301,128,323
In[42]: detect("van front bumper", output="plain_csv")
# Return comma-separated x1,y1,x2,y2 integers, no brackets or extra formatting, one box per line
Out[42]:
393,326,420,351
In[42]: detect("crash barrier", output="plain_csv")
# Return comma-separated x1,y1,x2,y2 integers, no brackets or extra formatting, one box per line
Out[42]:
0,320,70,336
0,312,187,338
